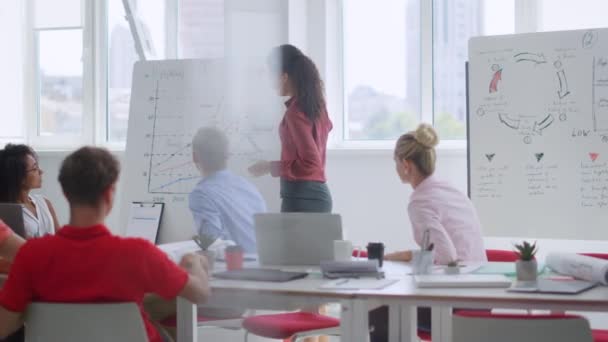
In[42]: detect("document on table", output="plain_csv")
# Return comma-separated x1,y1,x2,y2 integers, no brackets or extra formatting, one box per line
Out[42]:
319,278,399,290
158,240,200,263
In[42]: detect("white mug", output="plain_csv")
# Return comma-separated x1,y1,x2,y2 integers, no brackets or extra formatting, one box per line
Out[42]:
333,240,354,261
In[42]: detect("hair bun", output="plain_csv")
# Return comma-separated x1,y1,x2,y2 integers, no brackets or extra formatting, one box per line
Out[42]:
413,123,439,148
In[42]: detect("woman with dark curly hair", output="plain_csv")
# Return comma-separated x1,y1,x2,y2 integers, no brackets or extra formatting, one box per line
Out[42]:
0,144,59,238
249,44,333,213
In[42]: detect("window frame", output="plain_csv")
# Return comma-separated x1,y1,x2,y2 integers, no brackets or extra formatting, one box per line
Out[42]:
331,0,471,149
25,0,94,150
14,0,553,151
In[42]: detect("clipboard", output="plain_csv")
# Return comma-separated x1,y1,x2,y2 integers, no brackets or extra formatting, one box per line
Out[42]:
126,202,164,244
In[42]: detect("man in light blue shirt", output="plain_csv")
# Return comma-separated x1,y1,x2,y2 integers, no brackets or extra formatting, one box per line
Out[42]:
189,127,266,253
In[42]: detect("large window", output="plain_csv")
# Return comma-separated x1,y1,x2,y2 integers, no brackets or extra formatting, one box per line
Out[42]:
178,0,225,59
106,0,223,143
343,0,515,142
433,0,515,140
5,0,605,148
33,0,84,138
539,0,608,31
107,0,165,143
343,0,420,141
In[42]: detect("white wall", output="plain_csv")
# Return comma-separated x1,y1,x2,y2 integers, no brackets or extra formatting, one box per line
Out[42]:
35,149,469,252
37,148,608,256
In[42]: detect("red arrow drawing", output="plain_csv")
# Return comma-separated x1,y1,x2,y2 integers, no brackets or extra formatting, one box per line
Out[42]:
590,152,600,162
489,69,502,93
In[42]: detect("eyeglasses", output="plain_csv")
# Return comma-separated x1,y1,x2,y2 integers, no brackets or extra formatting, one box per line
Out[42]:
26,164,40,173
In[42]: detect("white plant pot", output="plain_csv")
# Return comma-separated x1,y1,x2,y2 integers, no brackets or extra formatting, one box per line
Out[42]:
516,259,538,281
444,266,460,275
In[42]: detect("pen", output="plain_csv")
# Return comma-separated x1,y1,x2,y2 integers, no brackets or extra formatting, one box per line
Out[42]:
335,279,350,285
421,229,430,251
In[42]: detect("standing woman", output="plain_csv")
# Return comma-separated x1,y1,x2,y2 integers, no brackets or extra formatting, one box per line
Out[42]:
249,44,333,213
0,144,60,239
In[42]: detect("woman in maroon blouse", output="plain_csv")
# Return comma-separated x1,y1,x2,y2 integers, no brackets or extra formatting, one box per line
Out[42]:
249,44,333,213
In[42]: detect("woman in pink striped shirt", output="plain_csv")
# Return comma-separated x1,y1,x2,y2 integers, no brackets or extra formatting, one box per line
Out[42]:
385,123,487,264
370,124,487,342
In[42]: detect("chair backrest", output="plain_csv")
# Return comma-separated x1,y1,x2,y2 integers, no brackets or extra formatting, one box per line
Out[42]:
453,311,593,342
485,249,519,262
25,303,148,342
0,203,26,238
580,253,608,260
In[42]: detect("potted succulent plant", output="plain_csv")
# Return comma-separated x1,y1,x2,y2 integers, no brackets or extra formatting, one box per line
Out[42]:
193,233,217,251
515,241,538,281
193,234,218,270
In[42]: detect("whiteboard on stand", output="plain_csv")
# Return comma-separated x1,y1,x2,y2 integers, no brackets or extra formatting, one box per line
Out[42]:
468,28,608,239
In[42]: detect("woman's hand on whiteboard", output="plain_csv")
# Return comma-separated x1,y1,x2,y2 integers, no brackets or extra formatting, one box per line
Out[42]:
248,160,271,177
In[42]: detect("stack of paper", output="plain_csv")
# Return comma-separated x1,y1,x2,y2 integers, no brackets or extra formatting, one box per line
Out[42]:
319,278,399,290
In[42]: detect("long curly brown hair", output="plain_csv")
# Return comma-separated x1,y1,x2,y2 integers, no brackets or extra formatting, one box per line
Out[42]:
269,44,326,121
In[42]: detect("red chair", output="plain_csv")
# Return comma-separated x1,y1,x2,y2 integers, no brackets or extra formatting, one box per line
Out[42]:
238,249,364,342
452,311,594,342
353,249,368,258
242,312,340,342
418,330,432,341
486,249,519,262
580,253,608,260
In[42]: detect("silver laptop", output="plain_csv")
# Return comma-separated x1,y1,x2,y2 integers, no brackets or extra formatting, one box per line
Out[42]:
254,213,343,266
0,203,26,238
509,279,597,294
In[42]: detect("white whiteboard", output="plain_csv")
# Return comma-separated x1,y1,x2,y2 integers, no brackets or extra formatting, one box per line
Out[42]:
468,29,608,240
120,59,283,243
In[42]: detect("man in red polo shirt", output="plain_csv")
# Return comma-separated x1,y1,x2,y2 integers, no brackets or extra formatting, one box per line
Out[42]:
0,146,210,342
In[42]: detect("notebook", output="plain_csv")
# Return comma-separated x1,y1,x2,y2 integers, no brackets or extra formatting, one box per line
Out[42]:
508,279,597,294
213,268,309,282
414,274,512,288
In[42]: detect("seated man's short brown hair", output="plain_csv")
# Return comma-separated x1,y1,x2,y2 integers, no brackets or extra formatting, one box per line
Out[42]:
58,147,120,206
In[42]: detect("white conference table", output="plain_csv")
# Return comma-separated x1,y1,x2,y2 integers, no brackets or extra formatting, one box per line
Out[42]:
176,261,608,342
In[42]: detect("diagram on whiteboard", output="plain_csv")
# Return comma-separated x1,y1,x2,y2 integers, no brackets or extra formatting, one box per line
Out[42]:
475,51,575,143
125,60,280,198
473,30,608,145
468,28,608,240
144,80,209,194
143,88,274,194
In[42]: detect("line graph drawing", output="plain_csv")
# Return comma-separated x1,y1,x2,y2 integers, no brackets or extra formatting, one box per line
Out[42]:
144,76,271,194
489,64,502,93
145,80,211,194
